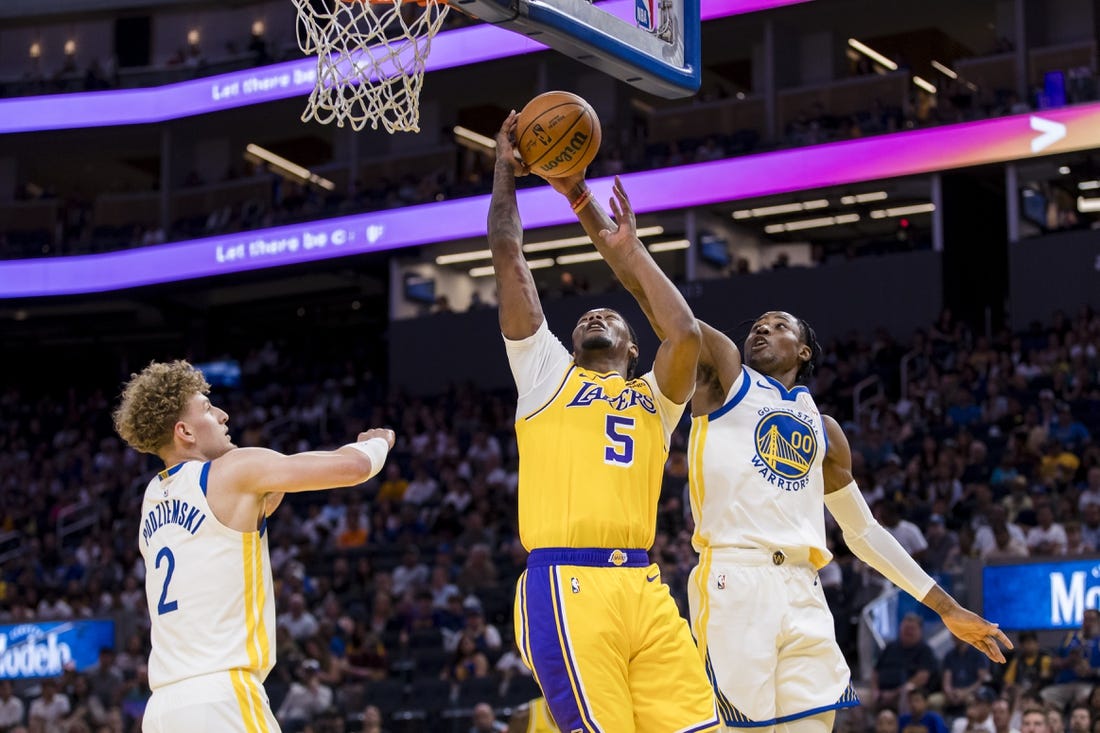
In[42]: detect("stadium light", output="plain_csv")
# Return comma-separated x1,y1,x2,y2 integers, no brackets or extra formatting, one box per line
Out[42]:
840,191,888,205
648,239,691,252
931,60,958,79
469,258,553,277
847,39,897,71
454,126,497,152
244,143,335,191
913,76,937,94
1077,197,1100,213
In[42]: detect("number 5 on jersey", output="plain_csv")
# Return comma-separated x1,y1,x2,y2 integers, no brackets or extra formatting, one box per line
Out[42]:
605,415,635,466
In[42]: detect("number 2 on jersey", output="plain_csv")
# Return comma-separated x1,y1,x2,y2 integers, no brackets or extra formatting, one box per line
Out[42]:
604,415,635,465
156,547,179,615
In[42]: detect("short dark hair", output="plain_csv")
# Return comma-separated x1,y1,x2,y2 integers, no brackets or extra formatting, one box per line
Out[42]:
625,316,639,380
795,316,821,384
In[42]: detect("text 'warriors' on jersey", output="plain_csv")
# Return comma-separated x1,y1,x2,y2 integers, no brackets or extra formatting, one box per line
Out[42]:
688,366,831,567
505,320,685,551
139,461,276,690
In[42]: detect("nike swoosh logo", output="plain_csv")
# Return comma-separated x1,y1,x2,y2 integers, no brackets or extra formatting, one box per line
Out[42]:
646,574,659,582
757,381,772,390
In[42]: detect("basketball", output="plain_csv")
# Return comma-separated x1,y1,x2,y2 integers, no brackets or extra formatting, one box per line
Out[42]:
516,91,602,179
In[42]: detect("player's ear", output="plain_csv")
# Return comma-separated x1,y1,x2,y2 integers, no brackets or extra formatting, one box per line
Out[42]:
174,420,195,444
797,342,812,365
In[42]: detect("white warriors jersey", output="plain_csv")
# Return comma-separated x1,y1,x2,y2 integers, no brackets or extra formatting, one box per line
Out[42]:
139,461,275,690
688,365,832,568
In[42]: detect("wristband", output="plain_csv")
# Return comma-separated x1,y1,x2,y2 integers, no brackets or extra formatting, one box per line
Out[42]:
570,188,592,213
346,437,390,479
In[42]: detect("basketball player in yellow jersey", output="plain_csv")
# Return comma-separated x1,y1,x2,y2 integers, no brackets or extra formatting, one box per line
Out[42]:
549,177,1013,733
509,697,560,733
490,111,719,733
112,361,395,733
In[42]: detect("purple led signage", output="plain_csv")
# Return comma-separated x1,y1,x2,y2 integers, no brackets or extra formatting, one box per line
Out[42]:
0,0,809,134
7,92,1089,299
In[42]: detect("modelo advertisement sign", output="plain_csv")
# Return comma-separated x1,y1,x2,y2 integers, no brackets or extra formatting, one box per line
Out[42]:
0,620,115,679
983,558,1100,630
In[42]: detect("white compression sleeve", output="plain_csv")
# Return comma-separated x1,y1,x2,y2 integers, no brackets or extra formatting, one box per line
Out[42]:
824,482,936,601
346,437,390,480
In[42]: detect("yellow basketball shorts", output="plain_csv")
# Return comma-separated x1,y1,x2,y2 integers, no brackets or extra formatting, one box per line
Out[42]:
514,548,719,733
688,547,858,728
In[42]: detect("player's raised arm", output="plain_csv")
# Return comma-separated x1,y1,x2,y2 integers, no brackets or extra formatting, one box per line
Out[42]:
490,111,543,341
820,415,1012,663
543,172,705,402
211,427,395,497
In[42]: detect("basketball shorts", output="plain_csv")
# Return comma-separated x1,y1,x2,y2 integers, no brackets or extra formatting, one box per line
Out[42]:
688,546,858,728
143,670,281,733
514,548,719,733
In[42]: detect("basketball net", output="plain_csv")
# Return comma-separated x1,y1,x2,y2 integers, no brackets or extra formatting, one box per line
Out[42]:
293,0,450,134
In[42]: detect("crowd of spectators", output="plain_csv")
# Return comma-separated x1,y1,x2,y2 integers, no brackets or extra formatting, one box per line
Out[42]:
0,303,1098,732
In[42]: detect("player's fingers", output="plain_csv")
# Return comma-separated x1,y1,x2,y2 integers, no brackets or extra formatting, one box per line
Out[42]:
615,175,632,207
992,627,1013,648
609,195,623,222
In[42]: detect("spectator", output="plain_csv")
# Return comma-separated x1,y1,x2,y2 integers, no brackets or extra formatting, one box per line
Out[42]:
336,511,369,549
469,702,507,733
950,688,997,733
428,566,459,609
376,464,409,503
941,637,992,715
1022,709,1051,733
1004,631,1054,696
872,613,940,712
924,514,959,575
443,633,490,682
0,680,24,731
1065,521,1095,555
1043,609,1100,710
280,593,321,641
403,467,439,505
461,602,502,657
277,660,334,729
993,697,1019,733
456,544,498,592
361,704,389,733
28,679,70,733
877,708,901,733
877,502,929,561
1070,706,1092,733
900,688,949,733
976,507,1029,557
1027,506,1068,555
392,546,429,597
1051,710,1067,733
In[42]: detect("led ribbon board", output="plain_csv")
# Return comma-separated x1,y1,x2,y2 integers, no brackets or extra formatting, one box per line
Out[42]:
0,0,810,133
2,102,1096,298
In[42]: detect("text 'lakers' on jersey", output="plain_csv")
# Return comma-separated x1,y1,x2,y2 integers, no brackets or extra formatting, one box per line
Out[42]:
688,366,831,567
139,461,276,690
506,321,684,551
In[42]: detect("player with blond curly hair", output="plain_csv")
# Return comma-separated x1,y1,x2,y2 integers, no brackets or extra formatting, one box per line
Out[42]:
114,360,394,733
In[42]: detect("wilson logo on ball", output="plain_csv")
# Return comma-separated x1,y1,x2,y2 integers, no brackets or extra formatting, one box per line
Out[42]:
538,131,590,172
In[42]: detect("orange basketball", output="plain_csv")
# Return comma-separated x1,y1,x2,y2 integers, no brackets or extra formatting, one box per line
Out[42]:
516,91,602,179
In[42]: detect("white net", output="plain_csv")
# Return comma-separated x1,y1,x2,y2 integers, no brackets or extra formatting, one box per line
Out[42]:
293,0,450,134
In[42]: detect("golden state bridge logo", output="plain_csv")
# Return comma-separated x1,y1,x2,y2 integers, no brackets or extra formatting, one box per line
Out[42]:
752,411,818,490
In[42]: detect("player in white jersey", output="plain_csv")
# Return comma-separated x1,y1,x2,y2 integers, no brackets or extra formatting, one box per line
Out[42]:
548,178,1013,733
112,360,394,733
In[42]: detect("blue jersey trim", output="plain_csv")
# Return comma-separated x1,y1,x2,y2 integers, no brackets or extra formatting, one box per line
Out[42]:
720,681,860,727
762,374,810,402
527,547,650,568
157,462,186,480
708,367,751,420
259,516,267,538
199,461,211,496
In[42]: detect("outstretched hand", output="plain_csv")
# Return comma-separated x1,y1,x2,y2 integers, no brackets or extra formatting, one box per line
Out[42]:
941,606,1013,663
597,176,640,253
495,111,529,177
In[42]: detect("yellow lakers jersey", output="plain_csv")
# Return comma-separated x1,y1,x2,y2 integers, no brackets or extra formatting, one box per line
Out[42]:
688,365,831,568
140,461,275,689
527,697,560,733
506,320,685,550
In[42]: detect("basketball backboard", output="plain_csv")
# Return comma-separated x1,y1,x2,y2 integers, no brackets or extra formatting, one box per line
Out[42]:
452,0,701,98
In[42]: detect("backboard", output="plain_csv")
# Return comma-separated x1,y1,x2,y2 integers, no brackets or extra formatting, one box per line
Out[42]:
452,0,701,98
